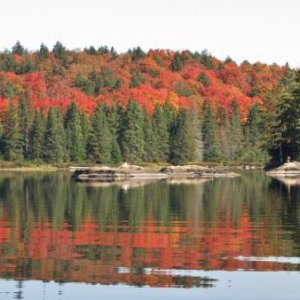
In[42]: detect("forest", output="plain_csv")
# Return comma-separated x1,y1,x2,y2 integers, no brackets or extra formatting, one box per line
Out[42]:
0,41,299,165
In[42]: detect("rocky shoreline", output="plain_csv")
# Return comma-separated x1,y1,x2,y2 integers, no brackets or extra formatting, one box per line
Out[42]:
266,161,300,176
70,163,240,183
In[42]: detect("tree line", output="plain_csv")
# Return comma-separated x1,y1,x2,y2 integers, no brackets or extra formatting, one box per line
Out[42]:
0,97,269,165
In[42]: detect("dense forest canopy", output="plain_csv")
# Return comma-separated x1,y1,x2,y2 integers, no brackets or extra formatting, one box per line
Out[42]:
0,41,299,165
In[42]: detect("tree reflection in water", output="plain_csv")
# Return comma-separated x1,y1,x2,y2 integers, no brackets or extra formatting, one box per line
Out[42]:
0,171,299,288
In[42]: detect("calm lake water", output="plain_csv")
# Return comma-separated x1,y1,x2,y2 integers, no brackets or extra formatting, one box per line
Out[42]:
0,171,299,299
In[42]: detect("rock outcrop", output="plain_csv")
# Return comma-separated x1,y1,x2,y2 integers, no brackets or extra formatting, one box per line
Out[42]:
71,164,240,183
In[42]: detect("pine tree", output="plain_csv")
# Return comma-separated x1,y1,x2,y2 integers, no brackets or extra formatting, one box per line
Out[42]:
44,108,65,163
171,52,184,72
104,103,123,163
243,103,269,162
64,102,85,162
88,104,112,163
111,139,122,164
120,100,144,163
29,110,46,160
279,71,300,160
197,72,211,87
170,108,194,165
266,70,298,162
80,111,91,159
229,100,244,161
4,103,23,161
143,109,159,162
12,41,26,55
38,43,50,60
188,107,203,161
218,108,231,160
153,105,169,161
18,94,32,159
202,104,222,162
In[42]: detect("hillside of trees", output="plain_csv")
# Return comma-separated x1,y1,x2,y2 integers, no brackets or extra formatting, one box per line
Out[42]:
0,41,299,165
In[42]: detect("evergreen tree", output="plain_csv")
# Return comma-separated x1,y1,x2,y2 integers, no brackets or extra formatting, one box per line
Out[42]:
88,104,112,163
29,111,46,160
120,100,144,163
111,139,122,164
202,104,222,162
143,109,159,162
130,70,145,88
171,52,184,72
197,72,211,87
18,94,32,159
170,108,194,165
130,47,146,61
243,103,269,162
65,102,85,162
104,103,123,163
52,41,68,67
229,100,244,160
44,108,65,163
276,71,300,160
80,111,91,159
12,41,26,55
218,109,231,160
38,43,50,60
52,41,67,60
84,45,97,55
188,107,203,161
3,103,23,161
153,105,169,161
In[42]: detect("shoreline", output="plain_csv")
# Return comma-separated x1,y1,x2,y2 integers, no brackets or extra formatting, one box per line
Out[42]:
0,161,265,173
71,164,242,183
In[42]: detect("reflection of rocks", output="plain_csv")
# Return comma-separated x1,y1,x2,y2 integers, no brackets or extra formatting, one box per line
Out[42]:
77,177,214,190
268,175,300,187
166,178,212,185
77,179,161,190
267,161,300,176
266,161,300,187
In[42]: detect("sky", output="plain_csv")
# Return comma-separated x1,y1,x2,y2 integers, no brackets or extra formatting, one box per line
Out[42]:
1,0,299,67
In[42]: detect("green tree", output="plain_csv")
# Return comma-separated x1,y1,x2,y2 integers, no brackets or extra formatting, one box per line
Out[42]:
130,70,146,88
80,111,91,159
143,109,159,162
65,102,85,162
38,43,50,60
88,104,112,163
229,100,244,160
170,108,194,165
12,41,26,55
44,108,65,163
52,41,68,67
153,105,169,161
171,52,184,72
18,94,32,159
29,111,46,160
120,100,144,163
243,103,269,162
188,107,203,161
197,72,211,87
104,103,123,163
202,104,222,162
3,103,23,161
218,109,231,160
275,72,300,160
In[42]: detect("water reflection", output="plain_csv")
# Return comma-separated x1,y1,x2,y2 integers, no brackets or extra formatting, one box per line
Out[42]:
0,171,299,290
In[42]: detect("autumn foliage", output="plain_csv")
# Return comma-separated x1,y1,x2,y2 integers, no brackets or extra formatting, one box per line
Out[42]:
0,44,287,118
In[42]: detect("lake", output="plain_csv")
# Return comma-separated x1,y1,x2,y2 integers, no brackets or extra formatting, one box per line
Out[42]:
0,171,299,299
